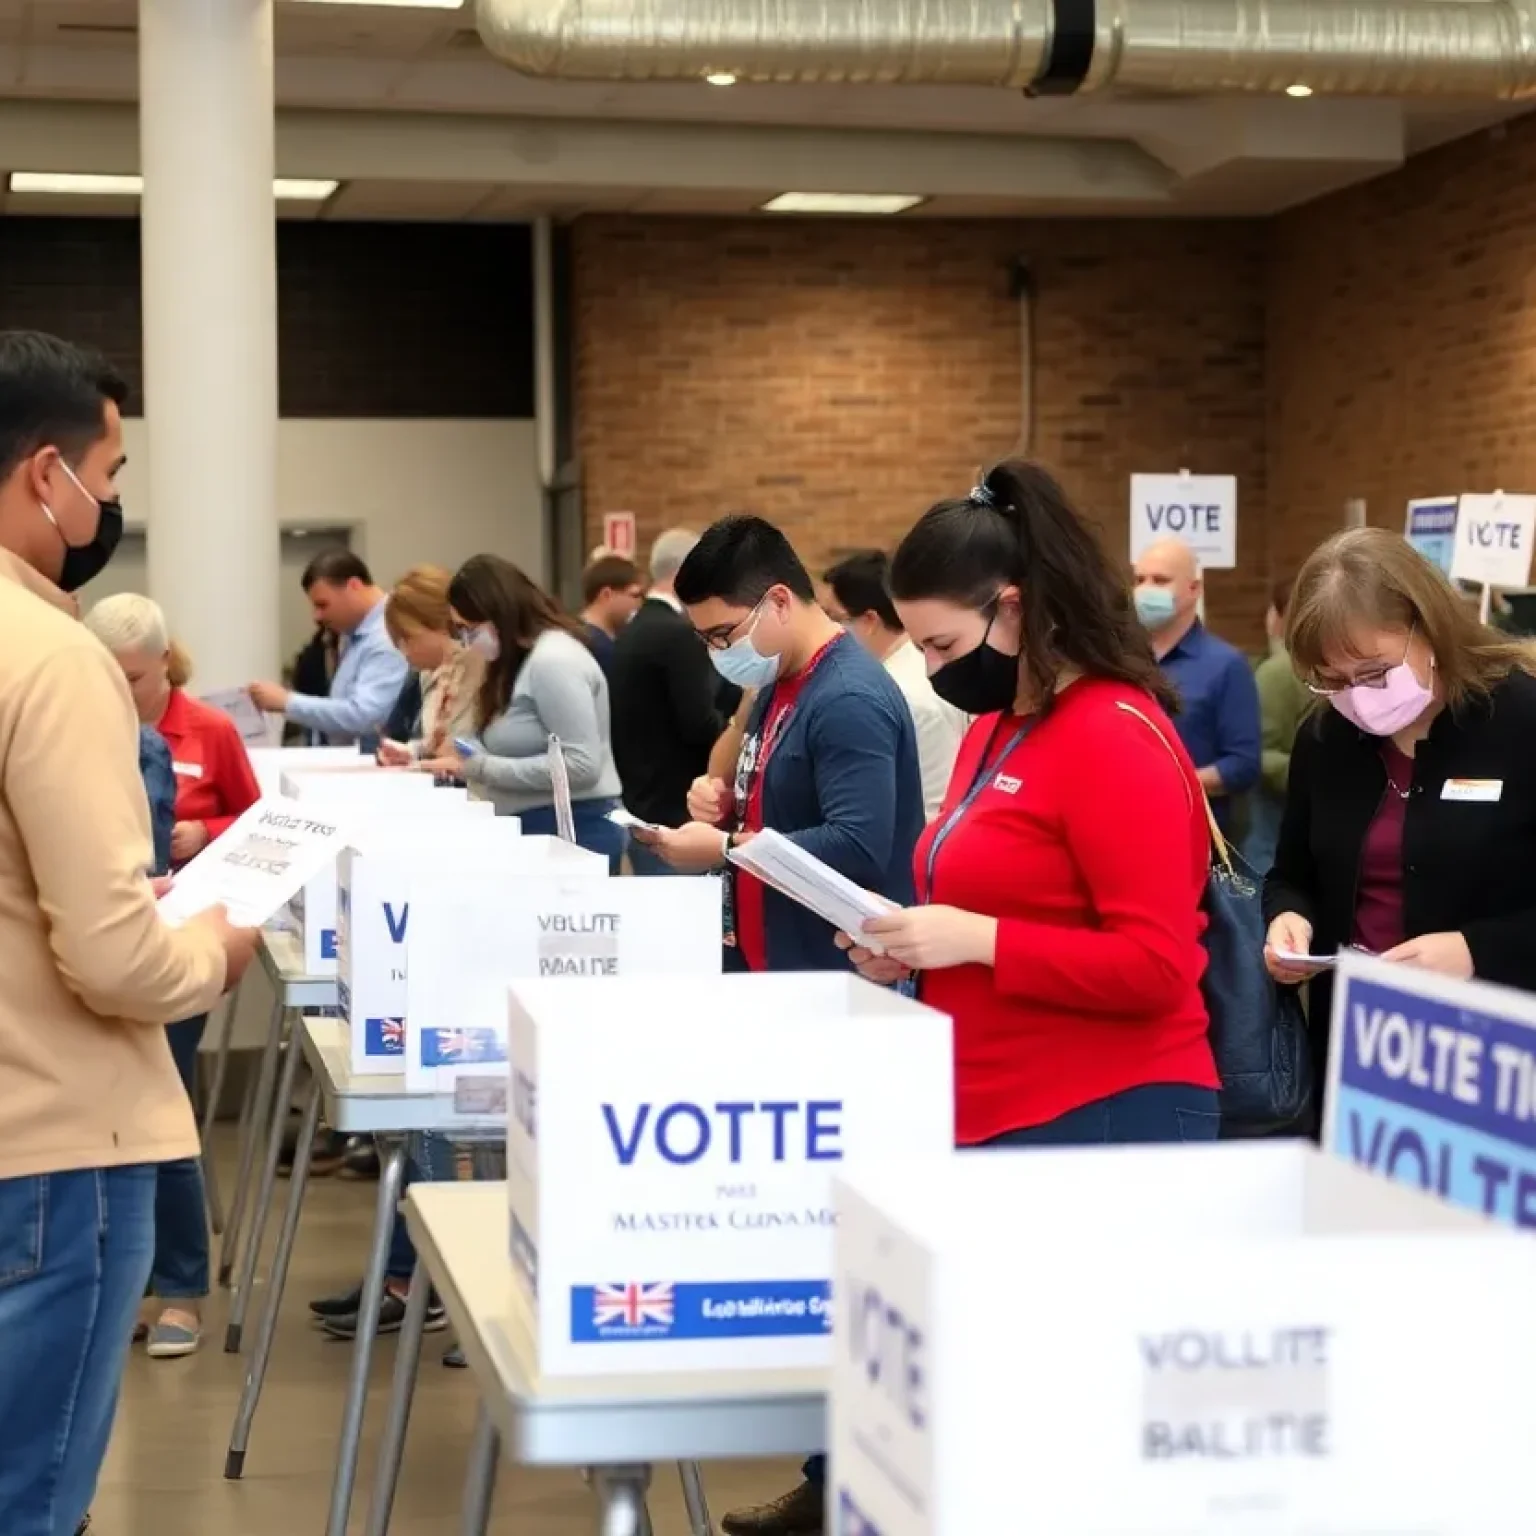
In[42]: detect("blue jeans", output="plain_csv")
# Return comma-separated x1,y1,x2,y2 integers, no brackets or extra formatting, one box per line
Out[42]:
627,841,688,878
0,1165,157,1535
516,798,626,875
1240,791,1282,879
152,1017,209,1299
802,1083,1220,1488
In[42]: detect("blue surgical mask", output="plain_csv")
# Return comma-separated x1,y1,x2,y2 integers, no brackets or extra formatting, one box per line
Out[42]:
709,603,782,689
1134,587,1177,630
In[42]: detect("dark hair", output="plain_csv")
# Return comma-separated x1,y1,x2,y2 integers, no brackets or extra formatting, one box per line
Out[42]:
675,514,815,607
302,548,372,591
0,330,128,484
448,553,585,727
1271,574,1297,622
824,549,901,631
582,554,641,607
890,459,1175,715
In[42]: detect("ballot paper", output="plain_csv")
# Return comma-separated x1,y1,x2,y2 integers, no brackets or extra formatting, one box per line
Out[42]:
201,686,277,747
548,733,576,844
157,796,356,929
1272,948,1337,974
606,806,662,833
727,827,896,952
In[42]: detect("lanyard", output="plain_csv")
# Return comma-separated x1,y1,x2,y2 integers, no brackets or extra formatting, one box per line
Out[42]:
921,719,1035,902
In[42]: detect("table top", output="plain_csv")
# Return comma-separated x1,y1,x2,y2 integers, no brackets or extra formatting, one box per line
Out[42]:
259,924,340,1011
405,1183,825,1467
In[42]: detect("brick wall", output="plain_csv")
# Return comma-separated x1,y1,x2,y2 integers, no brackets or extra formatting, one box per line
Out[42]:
573,216,1269,640
1268,115,1536,581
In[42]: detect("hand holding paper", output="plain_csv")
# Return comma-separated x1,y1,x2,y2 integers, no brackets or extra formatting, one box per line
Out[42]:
726,829,896,950
860,904,996,971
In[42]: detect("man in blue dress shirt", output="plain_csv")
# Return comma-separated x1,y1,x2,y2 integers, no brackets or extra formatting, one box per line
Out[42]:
1133,537,1261,833
248,549,407,750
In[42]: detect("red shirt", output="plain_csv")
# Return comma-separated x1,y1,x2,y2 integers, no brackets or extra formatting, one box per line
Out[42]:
914,679,1219,1143
1351,741,1412,954
155,689,262,859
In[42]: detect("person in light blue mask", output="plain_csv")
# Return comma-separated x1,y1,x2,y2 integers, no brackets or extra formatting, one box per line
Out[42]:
629,514,923,976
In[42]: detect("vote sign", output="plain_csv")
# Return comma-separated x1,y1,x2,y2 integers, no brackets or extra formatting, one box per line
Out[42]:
1324,952,1536,1229
1129,473,1237,570
834,1143,1536,1535
505,971,953,1378
1448,492,1536,590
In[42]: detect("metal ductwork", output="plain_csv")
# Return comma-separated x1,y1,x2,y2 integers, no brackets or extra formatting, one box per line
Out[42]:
476,0,1536,99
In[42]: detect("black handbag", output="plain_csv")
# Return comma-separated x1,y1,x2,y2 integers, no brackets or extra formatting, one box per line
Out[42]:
1119,704,1313,1132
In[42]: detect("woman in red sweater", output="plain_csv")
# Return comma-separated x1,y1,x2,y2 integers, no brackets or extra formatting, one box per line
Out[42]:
85,593,261,1359
849,460,1220,1146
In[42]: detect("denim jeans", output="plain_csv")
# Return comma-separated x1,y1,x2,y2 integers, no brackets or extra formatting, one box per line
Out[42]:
516,799,626,875
151,1017,209,1299
0,1164,157,1535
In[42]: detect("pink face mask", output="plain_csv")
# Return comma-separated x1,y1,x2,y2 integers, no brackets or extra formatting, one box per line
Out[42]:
1328,648,1435,736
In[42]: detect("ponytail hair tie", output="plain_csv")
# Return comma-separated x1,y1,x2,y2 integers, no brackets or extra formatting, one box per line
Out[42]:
968,483,997,510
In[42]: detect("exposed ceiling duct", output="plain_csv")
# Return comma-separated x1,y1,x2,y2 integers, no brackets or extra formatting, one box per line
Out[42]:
475,0,1536,99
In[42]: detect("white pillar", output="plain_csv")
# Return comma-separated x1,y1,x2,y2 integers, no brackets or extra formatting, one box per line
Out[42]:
139,0,279,691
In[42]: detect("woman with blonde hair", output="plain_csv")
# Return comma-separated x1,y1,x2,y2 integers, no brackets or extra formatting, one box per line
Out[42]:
1264,527,1536,1094
83,592,262,1358
377,564,480,766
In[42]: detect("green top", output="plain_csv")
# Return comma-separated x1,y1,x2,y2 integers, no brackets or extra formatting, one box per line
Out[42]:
1254,646,1314,798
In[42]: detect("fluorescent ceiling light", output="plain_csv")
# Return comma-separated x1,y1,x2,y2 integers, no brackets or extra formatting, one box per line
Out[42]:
761,192,926,215
705,72,738,86
1286,83,1314,97
8,173,339,201
286,0,462,7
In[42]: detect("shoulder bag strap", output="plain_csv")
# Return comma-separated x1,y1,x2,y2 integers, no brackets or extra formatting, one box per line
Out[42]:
1114,700,1233,875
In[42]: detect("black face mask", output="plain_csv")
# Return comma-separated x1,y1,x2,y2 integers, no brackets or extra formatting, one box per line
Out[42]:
57,498,125,592
930,611,1020,715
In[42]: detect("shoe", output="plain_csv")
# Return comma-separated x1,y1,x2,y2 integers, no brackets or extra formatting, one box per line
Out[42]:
146,1308,202,1359
443,1343,466,1368
721,1483,825,1536
282,1128,350,1179
320,1288,447,1340
309,1282,363,1321
338,1138,380,1181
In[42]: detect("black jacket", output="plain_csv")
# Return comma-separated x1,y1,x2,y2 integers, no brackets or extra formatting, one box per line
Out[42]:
1264,669,1536,1046
610,597,725,826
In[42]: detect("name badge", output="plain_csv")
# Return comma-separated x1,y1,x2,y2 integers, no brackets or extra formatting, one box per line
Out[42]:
992,773,1022,795
1441,778,1502,803
172,760,204,779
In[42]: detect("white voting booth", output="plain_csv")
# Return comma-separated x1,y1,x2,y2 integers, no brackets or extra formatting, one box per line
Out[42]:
832,1141,1536,1536
337,833,606,1076
247,744,366,801
403,874,724,1096
504,971,953,1380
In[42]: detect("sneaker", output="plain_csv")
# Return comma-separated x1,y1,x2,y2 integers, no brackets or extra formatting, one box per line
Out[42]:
308,1282,363,1321
721,1483,825,1536
146,1308,202,1359
320,1288,446,1340
443,1343,466,1368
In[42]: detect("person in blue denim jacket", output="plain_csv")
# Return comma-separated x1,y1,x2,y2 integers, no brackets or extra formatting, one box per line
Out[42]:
137,725,176,879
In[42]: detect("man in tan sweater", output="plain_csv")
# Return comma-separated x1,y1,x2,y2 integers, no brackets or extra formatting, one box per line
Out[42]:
0,331,258,1536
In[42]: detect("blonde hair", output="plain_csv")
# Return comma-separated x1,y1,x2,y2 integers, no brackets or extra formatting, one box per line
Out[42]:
385,565,454,645
83,592,194,687
1287,527,1536,711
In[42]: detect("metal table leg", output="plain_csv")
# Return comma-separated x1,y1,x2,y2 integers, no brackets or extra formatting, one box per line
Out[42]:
459,1406,500,1536
679,1461,713,1536
225,1076,320,1480
225,1030,305,1353
592,1466,653,1536
325,1136,408,1536
199,977,243,1235
218,991,285,1287
361,1256,431,1536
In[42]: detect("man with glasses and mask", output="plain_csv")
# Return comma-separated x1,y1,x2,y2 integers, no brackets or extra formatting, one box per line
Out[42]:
0,330,258,1534
630,513,923,976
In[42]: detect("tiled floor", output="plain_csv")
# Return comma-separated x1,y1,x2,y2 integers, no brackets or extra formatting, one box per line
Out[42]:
94,1134,797,1534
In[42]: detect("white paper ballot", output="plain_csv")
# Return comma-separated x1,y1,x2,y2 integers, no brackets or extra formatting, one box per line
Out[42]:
157,796,356,929
727,827,897,951
200,686,277,746
606,806,662,833
1272,948,1336,974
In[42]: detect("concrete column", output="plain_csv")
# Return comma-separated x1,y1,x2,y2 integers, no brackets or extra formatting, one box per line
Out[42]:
139,0,279,690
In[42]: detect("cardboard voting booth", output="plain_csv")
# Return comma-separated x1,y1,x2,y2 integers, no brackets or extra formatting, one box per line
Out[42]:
1324,952,1536,1231
403,874,724,1096
505,972,953,1380
247,745,366,801
833,1141,1536,1536
338,833,605,1076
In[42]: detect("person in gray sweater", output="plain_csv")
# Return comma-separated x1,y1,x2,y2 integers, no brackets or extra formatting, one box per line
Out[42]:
420,553,625,871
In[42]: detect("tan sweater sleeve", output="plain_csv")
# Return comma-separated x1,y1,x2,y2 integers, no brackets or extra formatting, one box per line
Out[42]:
6,639,228,1023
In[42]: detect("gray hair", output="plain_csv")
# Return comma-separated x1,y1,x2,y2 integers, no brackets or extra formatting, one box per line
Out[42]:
84,592,169,657
650,528,699,584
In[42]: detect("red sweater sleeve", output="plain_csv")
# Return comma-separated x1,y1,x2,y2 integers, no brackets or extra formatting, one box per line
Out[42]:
202,716,262,840
992,705,1208,1017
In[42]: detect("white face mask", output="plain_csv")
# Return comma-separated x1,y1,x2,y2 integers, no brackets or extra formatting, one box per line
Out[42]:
467,625,500,662
708,599,782,690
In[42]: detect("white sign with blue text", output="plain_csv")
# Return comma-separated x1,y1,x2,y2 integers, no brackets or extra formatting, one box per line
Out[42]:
1129,473,1237,570
403,873,720,1096
834,1142,1536,1535
1324,952,1536,1230
1448,492,1536,591
505,971,953,1379
338,832,604,1076
1404,496,1460,576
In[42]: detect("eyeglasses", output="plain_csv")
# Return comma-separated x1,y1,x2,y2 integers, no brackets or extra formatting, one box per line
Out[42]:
695,594,767,652
1305,628,1413,697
